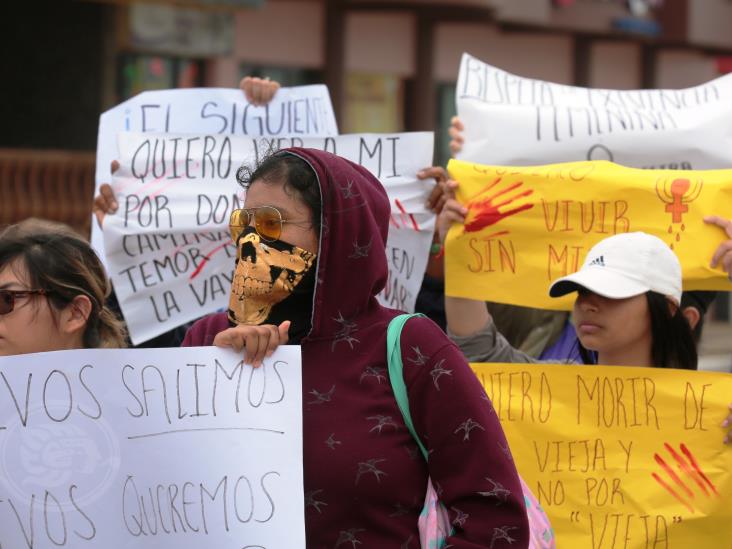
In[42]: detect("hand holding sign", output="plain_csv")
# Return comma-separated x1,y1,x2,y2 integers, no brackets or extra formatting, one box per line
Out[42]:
239,76,280,106
448,115,465,157
420,165,459,215
704,215,732,277
437,197,468,245
213,320,290,368
93,162,120,229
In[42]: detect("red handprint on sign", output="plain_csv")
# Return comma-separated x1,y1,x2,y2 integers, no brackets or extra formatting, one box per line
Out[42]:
463,177,534,234
650,442,718,514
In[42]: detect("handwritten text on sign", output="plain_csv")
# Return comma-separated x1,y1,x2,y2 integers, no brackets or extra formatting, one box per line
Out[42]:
456,52,732,170
472,362,732,549
0,346,304,549
93,85,339,261
104,132,435,344
445,159,732,310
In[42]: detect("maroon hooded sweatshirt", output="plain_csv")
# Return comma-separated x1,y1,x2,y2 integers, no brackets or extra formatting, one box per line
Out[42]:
183,148,529,548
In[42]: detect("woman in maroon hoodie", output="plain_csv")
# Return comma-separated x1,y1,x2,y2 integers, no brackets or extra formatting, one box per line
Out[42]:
182,148,529,548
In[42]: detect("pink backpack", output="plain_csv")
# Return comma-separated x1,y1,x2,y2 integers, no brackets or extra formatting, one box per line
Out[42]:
388,314,555,548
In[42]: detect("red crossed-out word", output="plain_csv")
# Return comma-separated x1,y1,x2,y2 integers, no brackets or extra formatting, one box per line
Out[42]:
389,199,421,232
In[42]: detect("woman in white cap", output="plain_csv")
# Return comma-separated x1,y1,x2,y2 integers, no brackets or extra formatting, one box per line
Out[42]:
438,201,700,371
548,231,695,369
443,119,706,369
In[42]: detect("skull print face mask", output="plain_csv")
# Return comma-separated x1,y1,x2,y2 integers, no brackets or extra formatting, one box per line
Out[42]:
228,227,317,329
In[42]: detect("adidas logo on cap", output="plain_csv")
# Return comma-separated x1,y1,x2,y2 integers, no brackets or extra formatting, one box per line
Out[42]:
588,255,605,267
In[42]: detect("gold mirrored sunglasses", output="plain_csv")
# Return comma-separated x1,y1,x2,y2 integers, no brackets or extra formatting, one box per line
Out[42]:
229,206,310,243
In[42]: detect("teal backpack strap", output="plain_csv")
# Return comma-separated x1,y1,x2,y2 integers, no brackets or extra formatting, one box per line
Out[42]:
387,313,429,461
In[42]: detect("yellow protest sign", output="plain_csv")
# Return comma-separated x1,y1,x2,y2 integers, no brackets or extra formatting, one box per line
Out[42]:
471,362,732,548
446,159,732,310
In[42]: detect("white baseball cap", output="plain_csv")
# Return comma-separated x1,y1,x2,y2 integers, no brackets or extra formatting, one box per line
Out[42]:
549,232,682,305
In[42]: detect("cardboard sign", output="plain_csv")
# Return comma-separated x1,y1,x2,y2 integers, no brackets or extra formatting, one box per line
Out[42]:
0,346,304,549
456,52,732,170
445,159,732,310
104,132,435,344
472,362,732,549
93,85,339,260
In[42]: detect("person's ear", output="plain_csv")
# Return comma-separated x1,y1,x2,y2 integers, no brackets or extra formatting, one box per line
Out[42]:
62,295,92,335
682,306,701,330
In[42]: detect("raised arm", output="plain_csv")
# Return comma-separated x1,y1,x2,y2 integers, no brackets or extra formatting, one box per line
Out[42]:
438,186,541,364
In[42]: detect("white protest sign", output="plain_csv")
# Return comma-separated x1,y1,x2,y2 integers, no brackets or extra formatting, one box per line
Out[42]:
382,215,435,312
103,132,435,344
94,85,339,258
456,52,732,169
0,346,304,549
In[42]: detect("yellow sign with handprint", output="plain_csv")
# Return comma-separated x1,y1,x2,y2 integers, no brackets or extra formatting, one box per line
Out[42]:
471,362,732,549
446,159,732,309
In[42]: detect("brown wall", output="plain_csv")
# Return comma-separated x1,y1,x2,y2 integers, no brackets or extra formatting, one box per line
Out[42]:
0,0,109,151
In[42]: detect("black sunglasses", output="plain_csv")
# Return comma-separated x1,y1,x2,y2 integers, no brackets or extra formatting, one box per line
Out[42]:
0,289,47,315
